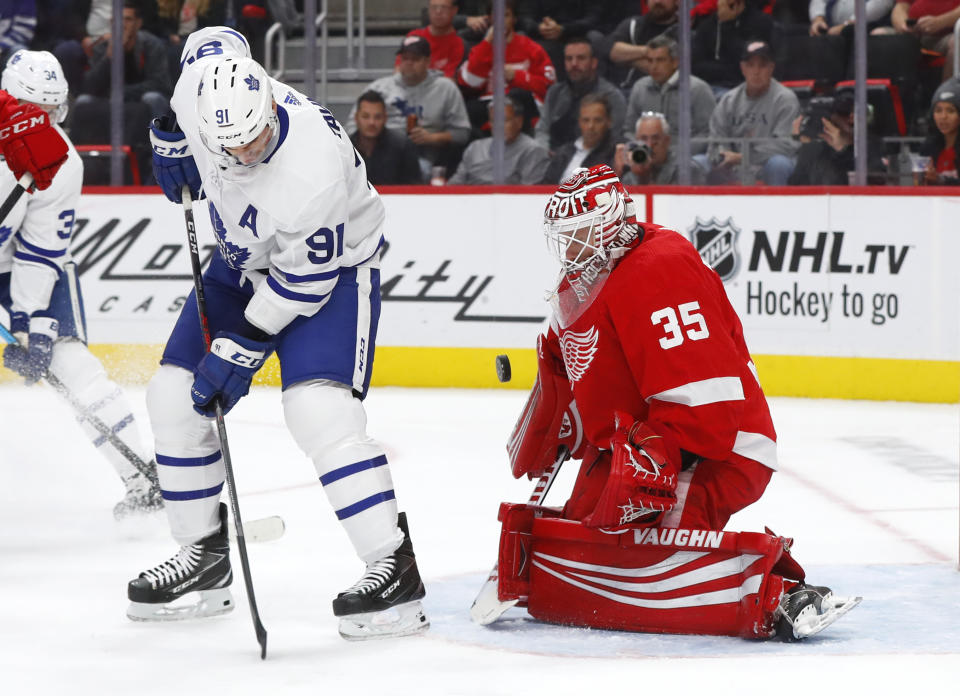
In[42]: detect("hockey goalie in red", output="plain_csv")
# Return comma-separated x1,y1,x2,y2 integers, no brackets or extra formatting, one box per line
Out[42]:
471,165,860,640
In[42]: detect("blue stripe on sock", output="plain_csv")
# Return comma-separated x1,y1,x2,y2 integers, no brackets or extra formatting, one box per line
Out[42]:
156,451,223,467
319,454,388,486
335,490,396,520
161,482,224,501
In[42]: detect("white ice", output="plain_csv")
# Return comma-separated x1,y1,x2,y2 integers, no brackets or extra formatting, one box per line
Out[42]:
1,384,958,695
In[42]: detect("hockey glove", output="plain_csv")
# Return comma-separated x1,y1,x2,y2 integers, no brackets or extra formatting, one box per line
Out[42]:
582,414,679,529
0,102,69,190
2,315,58,385
150,115,203,203
191,332,272,416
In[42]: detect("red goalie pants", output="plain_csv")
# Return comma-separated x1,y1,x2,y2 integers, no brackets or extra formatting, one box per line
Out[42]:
563,452,774,529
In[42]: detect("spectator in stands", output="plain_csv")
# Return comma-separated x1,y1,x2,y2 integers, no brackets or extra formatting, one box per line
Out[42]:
53,1,117,96
692,0,774,94
74,1,173,125
788,93,882,184
516,0,605,81
401,0,465,80
351,91,424,186
357,35,471,178
542,92,620,183
153,1,228,74
447,93,550,184
623,36,715,154
808,0,895,35
919,82,960,184
603,0,679,92
615,111,705,185
534,37,625,152
877,0,960,79
696,40,799,185
458,0,555,123
0,0,35,66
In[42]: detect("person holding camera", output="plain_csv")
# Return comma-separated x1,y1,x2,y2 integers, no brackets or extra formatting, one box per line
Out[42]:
788,93,885,185
696,41,799,185
614,112,704,185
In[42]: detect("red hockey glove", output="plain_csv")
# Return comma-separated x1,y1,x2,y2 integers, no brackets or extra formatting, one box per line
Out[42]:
582,414,679,528
0,102,69,191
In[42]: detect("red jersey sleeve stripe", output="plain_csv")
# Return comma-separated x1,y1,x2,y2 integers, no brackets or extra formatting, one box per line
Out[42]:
732,431,778,469
647,377,745,407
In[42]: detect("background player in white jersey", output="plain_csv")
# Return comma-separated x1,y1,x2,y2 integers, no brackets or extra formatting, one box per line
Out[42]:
0,50,162,518
127,27,427,640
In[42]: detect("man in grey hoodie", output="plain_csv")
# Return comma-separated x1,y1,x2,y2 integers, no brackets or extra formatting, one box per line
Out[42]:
696,40,799,185
623,35,715,154
354,35,471,177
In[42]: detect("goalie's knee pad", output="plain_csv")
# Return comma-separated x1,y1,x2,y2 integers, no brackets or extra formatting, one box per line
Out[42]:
283,380,402,563
496,504,804,638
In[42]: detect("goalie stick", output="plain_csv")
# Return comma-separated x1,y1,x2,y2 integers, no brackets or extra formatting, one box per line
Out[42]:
469,446,567,625
181,185,268,659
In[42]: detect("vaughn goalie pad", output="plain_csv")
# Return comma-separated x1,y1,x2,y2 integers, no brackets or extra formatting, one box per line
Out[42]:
496,502,804,638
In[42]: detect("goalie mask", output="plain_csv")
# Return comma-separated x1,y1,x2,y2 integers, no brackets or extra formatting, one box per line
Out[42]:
1,50,69,123
544,165,641,327
196,57,279,168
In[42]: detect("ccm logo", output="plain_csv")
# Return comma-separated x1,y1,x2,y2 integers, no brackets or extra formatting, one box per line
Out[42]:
0,115,46,139
152,143,189,157
230,352,263,368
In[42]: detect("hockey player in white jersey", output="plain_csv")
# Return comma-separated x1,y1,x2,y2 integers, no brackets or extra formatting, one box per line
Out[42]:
126,27,428,640
0,50,162,518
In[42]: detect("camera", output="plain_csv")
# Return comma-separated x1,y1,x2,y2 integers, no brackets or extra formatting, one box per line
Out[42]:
799,96,837,139
626,140,652,166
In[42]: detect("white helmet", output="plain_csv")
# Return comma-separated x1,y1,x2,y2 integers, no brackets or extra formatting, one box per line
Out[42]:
1,50,69,123
196,56,277,167
543,165,639,277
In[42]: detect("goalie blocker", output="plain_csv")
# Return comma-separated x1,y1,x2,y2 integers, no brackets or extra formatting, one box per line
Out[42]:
495,504,860,639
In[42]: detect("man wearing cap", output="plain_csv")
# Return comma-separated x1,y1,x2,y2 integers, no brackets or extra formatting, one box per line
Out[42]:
395,0,465,79
696,40,799,185
355,35,471,177
691,0,774,94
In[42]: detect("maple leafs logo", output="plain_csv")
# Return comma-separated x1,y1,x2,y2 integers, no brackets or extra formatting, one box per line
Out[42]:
559,326,599,382
244,74,260,91
208,204,250,269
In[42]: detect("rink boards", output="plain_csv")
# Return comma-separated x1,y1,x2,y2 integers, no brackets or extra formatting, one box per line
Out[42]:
4,186,959,402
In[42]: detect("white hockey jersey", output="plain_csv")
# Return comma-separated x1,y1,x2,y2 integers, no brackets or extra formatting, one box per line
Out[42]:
0,125,82,316
174,27,386,335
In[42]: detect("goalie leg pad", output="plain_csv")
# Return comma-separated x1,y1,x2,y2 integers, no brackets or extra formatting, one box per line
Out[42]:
147,364,223,545
497,509,794,638
283,380,402,563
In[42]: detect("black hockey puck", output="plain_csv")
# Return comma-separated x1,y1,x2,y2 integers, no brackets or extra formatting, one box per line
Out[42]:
495,354,512,383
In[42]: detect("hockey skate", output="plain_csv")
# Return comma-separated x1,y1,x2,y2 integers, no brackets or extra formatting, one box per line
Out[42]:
332,512,429,641
775,583,862,641
126,503,234,621
113,464,164,519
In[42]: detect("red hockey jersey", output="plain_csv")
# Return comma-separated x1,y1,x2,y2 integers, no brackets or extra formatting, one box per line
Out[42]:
458,34,556,102
542,223,777,473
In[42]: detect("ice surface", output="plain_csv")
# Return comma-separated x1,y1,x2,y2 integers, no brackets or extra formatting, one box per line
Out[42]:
1,385,958,694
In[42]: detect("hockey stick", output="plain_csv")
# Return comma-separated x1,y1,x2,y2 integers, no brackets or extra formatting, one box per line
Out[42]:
469,446,567,626
181,186,267,659
0,172,31,222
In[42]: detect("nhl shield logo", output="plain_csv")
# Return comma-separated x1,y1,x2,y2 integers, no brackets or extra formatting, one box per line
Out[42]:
688,217,741,281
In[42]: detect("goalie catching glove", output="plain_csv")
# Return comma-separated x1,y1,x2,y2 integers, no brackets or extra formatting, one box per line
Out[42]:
0,92,69,190
582,413,679,528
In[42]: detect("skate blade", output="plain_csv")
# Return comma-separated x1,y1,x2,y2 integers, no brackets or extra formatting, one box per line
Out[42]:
127,588,235,622
794,595,863,639
338,600,429,641
470,575,519,626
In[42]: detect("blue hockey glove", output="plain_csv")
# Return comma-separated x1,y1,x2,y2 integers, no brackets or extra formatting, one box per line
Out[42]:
2,315,58,385
150,115,203,204
191,332,272,416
